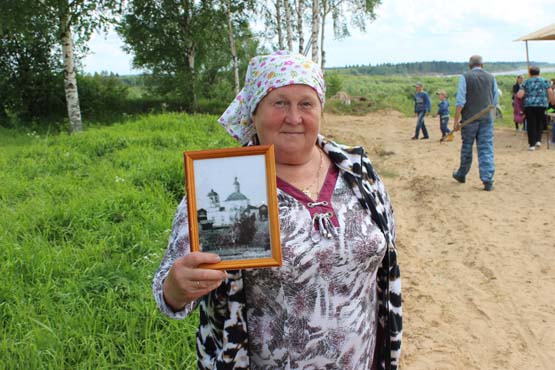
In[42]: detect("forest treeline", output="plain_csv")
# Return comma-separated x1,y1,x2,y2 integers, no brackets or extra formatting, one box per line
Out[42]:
1,0,552,132
0,0,381,131
329,61,555,76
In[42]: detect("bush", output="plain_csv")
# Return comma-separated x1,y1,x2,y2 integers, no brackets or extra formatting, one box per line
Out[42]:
325,73,343,98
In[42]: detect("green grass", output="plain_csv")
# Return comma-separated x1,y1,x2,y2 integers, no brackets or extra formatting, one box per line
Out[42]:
0,113,238,369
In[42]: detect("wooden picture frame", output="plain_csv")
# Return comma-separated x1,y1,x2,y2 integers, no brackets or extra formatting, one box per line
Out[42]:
184,145,282,270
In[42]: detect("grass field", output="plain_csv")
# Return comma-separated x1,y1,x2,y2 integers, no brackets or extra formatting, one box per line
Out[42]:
0,113,237,369
326,72,555,127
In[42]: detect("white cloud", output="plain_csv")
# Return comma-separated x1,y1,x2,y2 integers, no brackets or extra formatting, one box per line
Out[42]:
324,0,554,66
82,31,139,75
82,0,553,72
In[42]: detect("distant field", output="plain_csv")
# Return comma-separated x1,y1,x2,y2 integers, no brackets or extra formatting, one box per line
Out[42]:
328,72,555,127
0,113,237,368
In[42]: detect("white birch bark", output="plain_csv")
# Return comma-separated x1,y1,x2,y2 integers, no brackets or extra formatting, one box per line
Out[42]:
224,0,240,94
284,0,294,51
187,43,197,111
275,0,284,50
60,9,83,132
297,0,304,53
320,0,327,69
311,0,319,63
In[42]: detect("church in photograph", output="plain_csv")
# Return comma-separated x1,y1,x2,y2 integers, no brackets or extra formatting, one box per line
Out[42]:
197,177,267,230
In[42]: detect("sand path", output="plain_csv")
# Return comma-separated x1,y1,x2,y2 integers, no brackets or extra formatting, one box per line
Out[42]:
323,111,555,370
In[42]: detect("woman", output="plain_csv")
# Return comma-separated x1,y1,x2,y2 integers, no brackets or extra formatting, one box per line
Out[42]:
153,51,402,370
517,66,555,151
512,75,524,130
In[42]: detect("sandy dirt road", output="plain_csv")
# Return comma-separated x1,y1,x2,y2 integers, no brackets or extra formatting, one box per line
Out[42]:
322,111,555,370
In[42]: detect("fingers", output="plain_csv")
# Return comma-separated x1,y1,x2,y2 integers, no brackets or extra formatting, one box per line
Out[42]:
162,252,227,311
181,251,221,268
179,252,227,283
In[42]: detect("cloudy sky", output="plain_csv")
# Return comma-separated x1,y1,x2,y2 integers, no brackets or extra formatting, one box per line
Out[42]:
83,0,554,74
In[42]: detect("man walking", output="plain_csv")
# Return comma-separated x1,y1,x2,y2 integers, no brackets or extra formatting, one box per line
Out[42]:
452,55,498,191
412,82,431,140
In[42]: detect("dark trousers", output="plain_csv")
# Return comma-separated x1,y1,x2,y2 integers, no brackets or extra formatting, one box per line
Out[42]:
524,106,546,146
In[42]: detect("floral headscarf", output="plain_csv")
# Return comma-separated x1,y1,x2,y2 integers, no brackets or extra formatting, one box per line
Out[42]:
218,50,326,145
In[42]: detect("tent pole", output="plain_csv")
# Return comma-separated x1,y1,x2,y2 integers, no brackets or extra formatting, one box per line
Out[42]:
525,40,530,74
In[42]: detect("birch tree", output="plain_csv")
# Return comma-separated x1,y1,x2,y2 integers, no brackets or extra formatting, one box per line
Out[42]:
275,0,284,49
224,0,241,94
283,0,294,51
220,0,255,94
310,0,320,63
296,0,305,53
36,0,121,133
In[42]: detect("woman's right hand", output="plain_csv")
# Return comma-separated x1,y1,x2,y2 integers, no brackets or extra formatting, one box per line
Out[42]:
162,252,227,312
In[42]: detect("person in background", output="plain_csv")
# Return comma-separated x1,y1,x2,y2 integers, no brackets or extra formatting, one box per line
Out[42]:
152,51,402,370
512,76,525,130
512,75,523,99
549,79,555,144
513,89,525,132
452,55,498,192
434,90,451,141
516,66,555,151
412,82,431,140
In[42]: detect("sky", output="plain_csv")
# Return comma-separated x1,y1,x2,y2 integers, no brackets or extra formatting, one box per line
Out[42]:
83,0,554,75
193,155,268,210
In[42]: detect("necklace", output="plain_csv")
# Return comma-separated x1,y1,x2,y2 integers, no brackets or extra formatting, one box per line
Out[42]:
302,149,323,199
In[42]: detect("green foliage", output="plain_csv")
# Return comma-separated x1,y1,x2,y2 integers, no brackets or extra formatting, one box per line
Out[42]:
330,61,555,76
78,72,130,120
0,1,64,127
325,73,343,97
0,113,238,368
119,0,258,112
0,0,122,129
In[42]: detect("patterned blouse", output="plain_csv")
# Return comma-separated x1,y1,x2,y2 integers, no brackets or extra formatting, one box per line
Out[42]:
153,136,402,370
245,165,386,369
521,76,550,108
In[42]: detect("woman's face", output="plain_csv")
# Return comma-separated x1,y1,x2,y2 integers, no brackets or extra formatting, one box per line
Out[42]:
252,84,322,165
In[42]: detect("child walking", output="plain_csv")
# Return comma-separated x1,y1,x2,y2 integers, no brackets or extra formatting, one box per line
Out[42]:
434,90,451,141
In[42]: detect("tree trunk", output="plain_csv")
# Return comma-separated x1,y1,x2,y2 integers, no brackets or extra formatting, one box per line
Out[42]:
275,0,284,50
60,8,82,133
311,0,319,63
187,44,198,111
180,0,197,111
297,0,304,53
284,0,293,51
224,0,240,94
320,0,327,70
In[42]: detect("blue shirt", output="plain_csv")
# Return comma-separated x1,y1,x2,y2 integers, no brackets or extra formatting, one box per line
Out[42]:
414,91,431,113
455,67,499,107
437,99,449,116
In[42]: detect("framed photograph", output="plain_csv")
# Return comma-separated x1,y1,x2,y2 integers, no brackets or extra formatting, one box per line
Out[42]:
184,145,282,270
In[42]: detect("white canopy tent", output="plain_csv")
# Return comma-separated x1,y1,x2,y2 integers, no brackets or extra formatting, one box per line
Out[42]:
514,23,555,69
